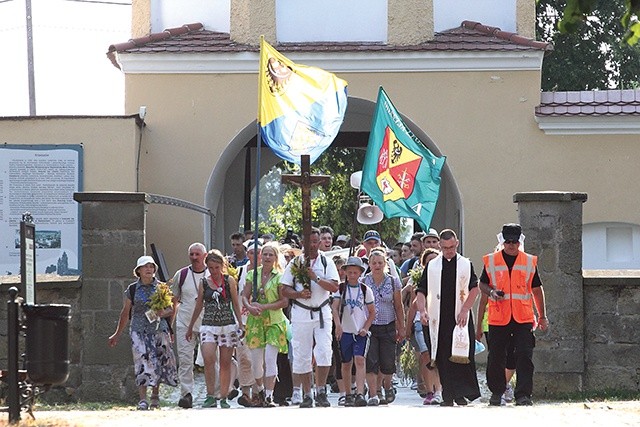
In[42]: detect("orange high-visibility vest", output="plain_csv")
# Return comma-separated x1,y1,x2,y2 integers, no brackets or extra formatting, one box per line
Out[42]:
483,251,537,326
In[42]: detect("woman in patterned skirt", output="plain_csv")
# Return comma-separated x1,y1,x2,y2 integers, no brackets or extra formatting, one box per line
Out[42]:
242,244,289,407
108,255,178,410
186,249,244,408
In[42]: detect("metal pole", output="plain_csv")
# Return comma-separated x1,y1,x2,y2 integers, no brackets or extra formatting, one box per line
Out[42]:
7,287,20,423
25,0,36,116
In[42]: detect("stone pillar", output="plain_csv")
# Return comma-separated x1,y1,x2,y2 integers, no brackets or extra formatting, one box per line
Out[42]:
73,192,150,401
513,191,588,396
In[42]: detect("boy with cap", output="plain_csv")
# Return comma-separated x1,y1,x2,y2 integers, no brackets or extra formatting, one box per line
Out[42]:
478,223,549,406
331,256,375,407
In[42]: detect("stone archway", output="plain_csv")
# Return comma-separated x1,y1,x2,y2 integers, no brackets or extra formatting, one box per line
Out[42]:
205,96,464,252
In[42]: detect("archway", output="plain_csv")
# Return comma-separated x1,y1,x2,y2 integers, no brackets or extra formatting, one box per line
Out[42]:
205,96,464,253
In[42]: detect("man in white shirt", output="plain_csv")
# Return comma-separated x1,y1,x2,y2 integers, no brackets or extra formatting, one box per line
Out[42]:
171,243,207,409
281,227,340,408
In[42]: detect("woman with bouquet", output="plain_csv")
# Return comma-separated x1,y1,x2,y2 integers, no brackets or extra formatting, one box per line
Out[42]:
242,244,289,407
186,249,244,408
108,255,178,410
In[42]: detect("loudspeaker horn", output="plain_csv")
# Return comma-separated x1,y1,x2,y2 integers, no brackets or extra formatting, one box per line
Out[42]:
357,202,384,224
350,171,363,189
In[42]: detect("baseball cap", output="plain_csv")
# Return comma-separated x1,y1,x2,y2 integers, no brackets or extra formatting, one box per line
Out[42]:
336,234,348,243
502,223,522,241
363,230,381,242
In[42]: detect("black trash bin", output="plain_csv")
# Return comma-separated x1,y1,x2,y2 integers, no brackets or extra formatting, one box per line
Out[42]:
23,304,71,385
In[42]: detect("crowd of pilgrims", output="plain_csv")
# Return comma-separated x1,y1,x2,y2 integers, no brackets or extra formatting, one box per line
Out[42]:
108,225,502,410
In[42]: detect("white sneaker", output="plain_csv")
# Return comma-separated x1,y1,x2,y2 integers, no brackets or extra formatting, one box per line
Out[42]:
367,395,380,406
431,392,443,405
291,389,302,405
503,384,514,403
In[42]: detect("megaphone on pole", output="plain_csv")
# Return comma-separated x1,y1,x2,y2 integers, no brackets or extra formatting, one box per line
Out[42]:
357,202,384,225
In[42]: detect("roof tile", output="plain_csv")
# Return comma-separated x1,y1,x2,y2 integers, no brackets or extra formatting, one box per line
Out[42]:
107,20,551,62
580,91,594,103
621,89,635,102
594,91,608,103
567,91,581,103
536,89,640,117
608,91,622,103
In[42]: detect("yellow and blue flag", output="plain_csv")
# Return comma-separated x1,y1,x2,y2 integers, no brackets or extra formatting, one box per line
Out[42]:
258,38,348,165
361,87,446,231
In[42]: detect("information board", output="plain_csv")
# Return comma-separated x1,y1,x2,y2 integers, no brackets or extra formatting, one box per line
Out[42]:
1,145,83,276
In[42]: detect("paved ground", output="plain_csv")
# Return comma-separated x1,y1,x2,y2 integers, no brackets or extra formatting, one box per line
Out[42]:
9,371,640,427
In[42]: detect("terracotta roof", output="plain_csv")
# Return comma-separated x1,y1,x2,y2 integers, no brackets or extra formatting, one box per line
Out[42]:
536,90,640,117
107,20,552,68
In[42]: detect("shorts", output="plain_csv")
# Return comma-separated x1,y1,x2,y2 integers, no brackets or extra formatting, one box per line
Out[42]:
290,320,332,374
200,324,242,347
366,322,397,375
414,320,430,354
339,333,370,363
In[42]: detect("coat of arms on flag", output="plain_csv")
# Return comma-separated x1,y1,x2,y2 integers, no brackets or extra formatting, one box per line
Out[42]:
361,87,446,231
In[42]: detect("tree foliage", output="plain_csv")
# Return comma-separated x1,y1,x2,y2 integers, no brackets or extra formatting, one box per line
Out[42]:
251,147,403,246
537,0,640,90
554,0,640,45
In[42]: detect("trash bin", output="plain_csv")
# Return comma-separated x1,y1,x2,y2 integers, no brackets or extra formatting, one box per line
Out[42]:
23,304,71,385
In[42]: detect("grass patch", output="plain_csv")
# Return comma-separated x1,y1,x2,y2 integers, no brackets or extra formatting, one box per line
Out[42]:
35,401,132,411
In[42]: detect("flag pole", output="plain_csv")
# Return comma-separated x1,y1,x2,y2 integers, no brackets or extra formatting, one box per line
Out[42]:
252,36,266,301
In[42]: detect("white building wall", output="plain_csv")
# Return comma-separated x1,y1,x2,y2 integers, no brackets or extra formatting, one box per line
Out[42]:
583,222,640,269
434,0,516,32
275,0,387,42
151,0,231,32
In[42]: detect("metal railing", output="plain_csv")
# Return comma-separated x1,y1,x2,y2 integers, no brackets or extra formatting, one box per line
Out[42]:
147,194,215,248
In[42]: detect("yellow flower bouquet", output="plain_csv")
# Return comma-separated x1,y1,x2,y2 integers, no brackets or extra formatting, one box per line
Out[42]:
148,282,173,311
145,282,173,326
227,265,239,281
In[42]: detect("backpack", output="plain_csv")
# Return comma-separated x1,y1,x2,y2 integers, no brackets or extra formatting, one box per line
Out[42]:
338,281,368,320
175,266,190,300
128,283,137,319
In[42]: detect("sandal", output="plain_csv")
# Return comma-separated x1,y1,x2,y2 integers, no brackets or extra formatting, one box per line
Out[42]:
137,400,149,411
150,394,160,409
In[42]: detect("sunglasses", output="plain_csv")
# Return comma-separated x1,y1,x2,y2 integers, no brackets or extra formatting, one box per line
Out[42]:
504,240,519,245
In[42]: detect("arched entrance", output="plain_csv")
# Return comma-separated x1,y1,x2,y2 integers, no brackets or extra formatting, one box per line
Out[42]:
205,96,464,252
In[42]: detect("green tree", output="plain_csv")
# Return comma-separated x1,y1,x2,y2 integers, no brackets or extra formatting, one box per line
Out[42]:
537,0,640,90
554,0,640,46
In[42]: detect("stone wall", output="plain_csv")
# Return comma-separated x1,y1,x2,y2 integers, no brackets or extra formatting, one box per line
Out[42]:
515,191,588,395
72,192,149,402
583,271,640,392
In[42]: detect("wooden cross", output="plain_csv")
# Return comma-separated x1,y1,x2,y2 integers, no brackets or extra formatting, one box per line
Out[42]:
281,155,330,262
